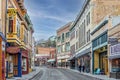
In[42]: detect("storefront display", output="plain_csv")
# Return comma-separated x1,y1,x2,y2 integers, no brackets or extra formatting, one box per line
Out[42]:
22,58,27,71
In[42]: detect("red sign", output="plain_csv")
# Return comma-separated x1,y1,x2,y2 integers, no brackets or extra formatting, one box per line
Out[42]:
7,47,20,54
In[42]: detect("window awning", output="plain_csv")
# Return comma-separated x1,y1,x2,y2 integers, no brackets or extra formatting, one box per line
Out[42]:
47,59,55,62
76,47,91,58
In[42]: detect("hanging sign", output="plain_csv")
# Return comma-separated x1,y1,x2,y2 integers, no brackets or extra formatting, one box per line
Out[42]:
8,8,17,16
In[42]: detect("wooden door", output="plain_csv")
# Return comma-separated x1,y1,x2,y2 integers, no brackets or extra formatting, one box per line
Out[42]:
13,54,18,76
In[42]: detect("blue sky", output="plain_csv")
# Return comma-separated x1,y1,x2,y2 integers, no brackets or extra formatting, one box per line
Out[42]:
25,0,85,41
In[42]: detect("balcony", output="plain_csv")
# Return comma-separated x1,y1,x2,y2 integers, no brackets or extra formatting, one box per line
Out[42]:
7,33,22,45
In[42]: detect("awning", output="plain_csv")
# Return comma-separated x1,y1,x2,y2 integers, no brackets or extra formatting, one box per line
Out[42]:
68,55,76,61
109,55,120,59
35,56,49,59
6,47,20,54
47,59,55,62
76,47,91,58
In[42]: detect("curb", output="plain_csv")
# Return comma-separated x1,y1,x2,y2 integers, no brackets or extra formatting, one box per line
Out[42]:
29,70,43,80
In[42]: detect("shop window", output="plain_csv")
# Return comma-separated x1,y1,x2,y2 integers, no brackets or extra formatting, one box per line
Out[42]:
112,59,120,72
8,17,13,33
22,58,27,71
8,62,13,73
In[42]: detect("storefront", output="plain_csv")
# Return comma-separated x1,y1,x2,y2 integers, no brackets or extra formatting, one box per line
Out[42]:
0,33,6,80
76,48,91,73
22,50,29,74
92,32,108,75
47,59,55,67
6,47,22,77
68,55,75,69
109,43,120,79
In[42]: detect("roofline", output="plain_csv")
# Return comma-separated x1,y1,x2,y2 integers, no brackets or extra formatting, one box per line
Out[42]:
70,0,90,30
56,22,72,32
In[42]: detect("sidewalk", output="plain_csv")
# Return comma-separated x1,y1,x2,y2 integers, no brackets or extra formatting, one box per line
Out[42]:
68,68,119,80
7,67,41,80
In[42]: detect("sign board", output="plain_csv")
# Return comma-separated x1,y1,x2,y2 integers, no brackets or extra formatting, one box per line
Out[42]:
110,43,120,56
8,8,17,17
108,38,118,45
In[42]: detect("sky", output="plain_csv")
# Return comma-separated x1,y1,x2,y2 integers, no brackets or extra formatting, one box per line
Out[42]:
24,0,85,41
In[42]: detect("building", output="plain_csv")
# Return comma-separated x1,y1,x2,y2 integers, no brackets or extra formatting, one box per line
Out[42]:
56,22,72,68
31,37,36,69
108,17,120,79
0,0,7,80
69,0,120,76
6,0,34,78
35,47,55,66
47,48,56,67
24,13,34,73
69,22,76,69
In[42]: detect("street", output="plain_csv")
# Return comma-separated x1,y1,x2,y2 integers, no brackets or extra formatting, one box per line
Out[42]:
31,67,100,80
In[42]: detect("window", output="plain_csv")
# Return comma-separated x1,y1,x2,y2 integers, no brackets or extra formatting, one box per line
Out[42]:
62,33,64,42
112,59,120,72
70,44,75,54
57,46,61,53
71,30,75,40
24,30,28,44
16,19,20,37
87,30,90,42
8,17,13,33
86,12,90,26
57,36,61,42
93,33,107,48
66,32,69,38
65,42,70,52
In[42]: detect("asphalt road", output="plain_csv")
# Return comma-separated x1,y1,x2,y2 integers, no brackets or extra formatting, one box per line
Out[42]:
32,67,101,80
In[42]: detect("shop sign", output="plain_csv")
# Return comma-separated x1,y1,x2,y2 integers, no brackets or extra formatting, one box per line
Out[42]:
7,47,20,54
8,8,17,17
108,38,118,45
110,43,120,56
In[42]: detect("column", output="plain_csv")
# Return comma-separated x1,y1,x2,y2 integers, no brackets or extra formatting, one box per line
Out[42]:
18,52,22,77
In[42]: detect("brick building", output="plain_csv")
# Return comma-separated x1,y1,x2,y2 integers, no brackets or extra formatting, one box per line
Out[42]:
56,22,72,68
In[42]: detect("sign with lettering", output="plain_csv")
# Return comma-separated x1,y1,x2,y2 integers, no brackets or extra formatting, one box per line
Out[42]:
110,43,120,56
108,38,118,45
8,8,17,17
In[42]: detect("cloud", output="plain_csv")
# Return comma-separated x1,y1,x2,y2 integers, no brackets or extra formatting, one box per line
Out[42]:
25,0,85,40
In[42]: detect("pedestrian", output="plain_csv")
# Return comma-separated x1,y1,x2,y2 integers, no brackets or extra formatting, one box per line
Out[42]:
82,64,85,72
79,64,82,72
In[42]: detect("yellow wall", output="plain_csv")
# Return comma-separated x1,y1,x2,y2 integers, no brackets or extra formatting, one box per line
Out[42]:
94,51,99,70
